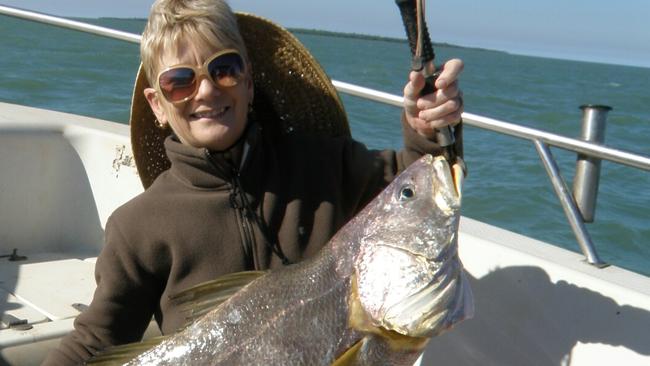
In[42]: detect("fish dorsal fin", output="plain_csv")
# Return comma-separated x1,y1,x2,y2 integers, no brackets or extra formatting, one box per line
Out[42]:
85,336,168,365
171,270,266,327
331,338,365,366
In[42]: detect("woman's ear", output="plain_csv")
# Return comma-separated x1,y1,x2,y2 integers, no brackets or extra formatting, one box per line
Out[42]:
144,87,168,127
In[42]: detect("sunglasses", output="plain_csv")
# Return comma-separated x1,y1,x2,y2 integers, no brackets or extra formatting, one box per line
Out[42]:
155,49,245,104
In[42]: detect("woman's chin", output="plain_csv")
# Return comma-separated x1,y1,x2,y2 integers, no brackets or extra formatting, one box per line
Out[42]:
193,126,243,151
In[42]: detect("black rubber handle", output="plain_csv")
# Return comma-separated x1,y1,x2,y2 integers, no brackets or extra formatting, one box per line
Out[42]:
395,0,435,63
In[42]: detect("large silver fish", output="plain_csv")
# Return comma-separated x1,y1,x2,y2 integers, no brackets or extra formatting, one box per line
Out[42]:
92,154,473,365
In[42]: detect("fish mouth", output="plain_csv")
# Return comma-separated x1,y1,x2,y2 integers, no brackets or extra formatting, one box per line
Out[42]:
432,156,463,211
451,159,465,199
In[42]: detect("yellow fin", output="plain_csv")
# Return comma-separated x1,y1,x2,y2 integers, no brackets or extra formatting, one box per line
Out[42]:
86,336,168,365
171,270,266,327
88,272,265,365
331,339,364,366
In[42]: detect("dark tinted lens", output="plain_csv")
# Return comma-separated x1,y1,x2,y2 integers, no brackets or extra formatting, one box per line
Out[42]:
159,68,196,102
207,52,244,87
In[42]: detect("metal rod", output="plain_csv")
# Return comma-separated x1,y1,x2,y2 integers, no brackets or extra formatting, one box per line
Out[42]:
332,82,650,171
334,80,650,171
573,105,610,222
534,140,607,267
0,5,141,44
462,113,650,172
332,80,404,107
343,87,650,171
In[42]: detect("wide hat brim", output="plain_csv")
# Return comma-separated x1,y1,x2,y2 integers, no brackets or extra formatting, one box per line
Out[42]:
130,13,349,189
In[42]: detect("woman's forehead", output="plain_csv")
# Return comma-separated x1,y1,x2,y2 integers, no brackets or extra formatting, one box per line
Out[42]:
157,38,225,67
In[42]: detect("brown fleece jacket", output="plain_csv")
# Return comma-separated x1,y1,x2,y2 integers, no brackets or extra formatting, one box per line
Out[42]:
43,118,462,365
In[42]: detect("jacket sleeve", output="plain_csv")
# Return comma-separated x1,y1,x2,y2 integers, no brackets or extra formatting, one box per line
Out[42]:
42,216,161,366
340,114,463,215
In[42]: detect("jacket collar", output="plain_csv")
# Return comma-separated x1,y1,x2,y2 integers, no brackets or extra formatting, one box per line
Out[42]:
164,122,261,189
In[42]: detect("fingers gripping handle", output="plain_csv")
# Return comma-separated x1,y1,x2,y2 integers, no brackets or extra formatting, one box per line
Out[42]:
395,0,455,150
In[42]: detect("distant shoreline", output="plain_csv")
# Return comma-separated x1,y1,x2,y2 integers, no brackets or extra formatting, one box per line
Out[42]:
92,17,495,53
290,28,406,44
90,17,647,68
287,29,648,69
288,27,501,53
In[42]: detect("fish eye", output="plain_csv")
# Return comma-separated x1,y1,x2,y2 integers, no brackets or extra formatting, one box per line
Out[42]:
398,184,416,201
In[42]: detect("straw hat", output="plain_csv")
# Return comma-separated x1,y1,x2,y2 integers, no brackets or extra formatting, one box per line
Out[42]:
130,13,350,189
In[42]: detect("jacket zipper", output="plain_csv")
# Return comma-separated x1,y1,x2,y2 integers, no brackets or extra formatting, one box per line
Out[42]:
231,172,257,269
205,147,292,267
204,150,257,269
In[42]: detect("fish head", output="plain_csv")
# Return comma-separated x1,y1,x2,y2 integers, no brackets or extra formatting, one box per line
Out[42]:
353,154,473,338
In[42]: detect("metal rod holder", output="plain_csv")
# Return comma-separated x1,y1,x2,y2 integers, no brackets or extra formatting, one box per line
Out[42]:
573,105,611,222
534,140,607,267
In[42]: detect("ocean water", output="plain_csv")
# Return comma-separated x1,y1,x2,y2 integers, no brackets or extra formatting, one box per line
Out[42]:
1,16,649,275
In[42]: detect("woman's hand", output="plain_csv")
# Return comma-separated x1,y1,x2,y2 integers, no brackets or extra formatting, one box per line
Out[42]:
403,58,464,139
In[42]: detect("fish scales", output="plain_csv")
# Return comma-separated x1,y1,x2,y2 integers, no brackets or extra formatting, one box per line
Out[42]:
132,251,358,365
120,154,473,365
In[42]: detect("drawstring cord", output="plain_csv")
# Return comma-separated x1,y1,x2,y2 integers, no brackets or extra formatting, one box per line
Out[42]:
231,171,293,266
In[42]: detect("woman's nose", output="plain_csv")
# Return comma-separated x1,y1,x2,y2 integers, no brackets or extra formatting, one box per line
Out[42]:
194,75,221,100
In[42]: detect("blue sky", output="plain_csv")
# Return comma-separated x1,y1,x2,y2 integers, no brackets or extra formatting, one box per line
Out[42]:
3,0,649,67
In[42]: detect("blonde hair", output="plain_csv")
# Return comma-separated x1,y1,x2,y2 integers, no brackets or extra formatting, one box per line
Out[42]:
140,0,248,85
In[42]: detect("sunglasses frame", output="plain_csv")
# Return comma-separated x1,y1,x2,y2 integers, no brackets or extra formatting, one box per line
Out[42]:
155,48,246,104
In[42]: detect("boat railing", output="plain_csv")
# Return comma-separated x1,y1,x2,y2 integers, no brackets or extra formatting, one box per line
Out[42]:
2,5,649,267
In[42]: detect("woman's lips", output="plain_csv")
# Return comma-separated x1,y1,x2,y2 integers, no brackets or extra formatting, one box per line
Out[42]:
190,106,229,120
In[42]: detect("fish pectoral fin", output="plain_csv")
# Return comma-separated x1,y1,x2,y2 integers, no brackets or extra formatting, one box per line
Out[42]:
171,270,266,327
86,336,168,365
331,339,365,366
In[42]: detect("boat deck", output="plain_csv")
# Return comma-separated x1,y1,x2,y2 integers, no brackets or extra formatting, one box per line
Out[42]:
1,102,649,365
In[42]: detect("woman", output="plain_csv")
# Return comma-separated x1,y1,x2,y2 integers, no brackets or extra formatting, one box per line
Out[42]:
44,0,464,364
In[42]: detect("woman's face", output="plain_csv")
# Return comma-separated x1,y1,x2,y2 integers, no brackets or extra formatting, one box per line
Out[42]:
145,41,253,151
